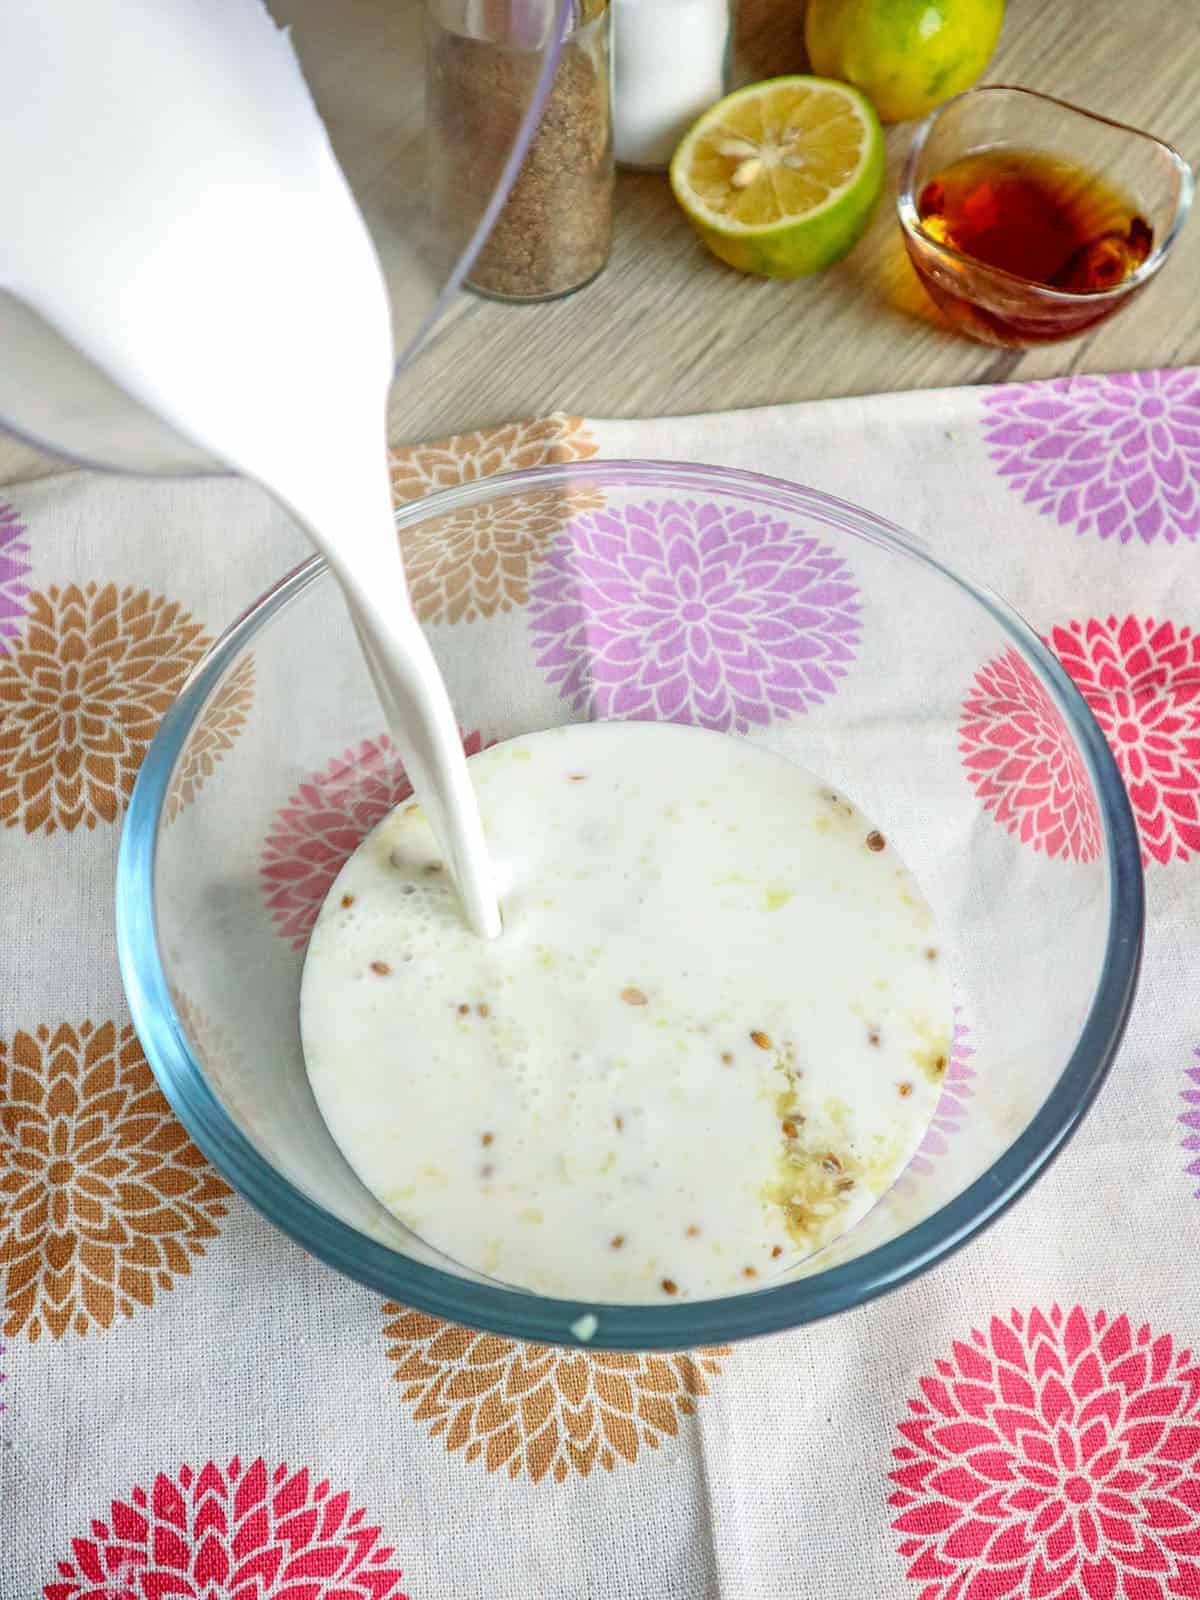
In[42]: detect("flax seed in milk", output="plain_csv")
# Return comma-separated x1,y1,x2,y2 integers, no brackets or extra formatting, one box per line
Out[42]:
300,721,952,1302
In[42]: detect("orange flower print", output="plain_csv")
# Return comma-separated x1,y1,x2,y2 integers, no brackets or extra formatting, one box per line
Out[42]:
389,415,599,500
388,415,601,625
169,987,267,1151
0,583,212,834
165,654,255,824
381,1304,728,1483
0,1021,232,1342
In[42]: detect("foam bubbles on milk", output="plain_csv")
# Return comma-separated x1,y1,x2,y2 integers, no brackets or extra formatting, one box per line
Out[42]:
300,723,954,1304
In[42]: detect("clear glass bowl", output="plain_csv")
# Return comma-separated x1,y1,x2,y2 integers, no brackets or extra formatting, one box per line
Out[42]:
897,86,1194,347
116,462,1144,1349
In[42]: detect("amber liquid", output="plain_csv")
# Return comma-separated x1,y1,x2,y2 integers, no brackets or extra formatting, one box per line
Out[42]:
912,148,1153,344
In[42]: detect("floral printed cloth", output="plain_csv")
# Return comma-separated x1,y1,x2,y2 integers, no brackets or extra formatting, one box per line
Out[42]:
2,370,1199,1600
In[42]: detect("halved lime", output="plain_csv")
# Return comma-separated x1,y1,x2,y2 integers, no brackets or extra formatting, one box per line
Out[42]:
669,76,886,278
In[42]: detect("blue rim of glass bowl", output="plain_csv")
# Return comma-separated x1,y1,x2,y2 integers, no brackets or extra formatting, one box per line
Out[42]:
116,460,1144,1350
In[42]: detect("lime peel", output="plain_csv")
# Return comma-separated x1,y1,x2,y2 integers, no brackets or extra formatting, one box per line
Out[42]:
670,76,886,278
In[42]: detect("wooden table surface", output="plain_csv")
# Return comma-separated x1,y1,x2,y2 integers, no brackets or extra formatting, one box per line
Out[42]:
1,0,1196,486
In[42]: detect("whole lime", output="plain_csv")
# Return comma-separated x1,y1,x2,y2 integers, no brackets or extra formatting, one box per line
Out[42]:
805,0,1005,124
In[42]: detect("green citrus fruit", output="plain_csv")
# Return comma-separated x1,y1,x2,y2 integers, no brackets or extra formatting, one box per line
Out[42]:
805,0,1005,124
669,76,885,278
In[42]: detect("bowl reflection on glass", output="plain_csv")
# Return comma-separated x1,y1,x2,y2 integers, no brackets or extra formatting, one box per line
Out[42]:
116,461,1143,1350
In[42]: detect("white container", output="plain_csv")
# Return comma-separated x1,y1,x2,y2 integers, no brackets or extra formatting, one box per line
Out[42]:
612,0,734,170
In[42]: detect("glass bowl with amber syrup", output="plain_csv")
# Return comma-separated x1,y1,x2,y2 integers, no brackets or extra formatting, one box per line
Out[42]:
897,85,1193,347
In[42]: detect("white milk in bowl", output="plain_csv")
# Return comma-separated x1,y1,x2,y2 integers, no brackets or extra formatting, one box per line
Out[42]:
300,721,952,1303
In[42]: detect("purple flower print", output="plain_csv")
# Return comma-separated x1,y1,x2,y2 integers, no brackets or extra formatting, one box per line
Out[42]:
0,503,31,653
983,369,1200,544
528,498,862,733
908,1014,976,1176
1182,1047,1200,1198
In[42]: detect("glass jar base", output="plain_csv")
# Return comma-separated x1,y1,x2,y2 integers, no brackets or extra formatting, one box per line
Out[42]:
465,258,610,304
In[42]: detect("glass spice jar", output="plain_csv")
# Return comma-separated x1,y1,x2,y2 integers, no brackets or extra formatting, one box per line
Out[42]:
426,0,614,303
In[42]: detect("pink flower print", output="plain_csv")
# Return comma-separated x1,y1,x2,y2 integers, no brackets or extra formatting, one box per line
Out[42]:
261,729,489,948
44,1455,409,1599
909,1015,976,1176
1051,615,1200,866
960,646,1102,862
983,371,1200,544
890,1304,1200,1600
528,498,862,733
1182,1048,1200,1199
0,502,31,654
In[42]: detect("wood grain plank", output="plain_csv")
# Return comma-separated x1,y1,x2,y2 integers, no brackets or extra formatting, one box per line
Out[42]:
1,0,1195,487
